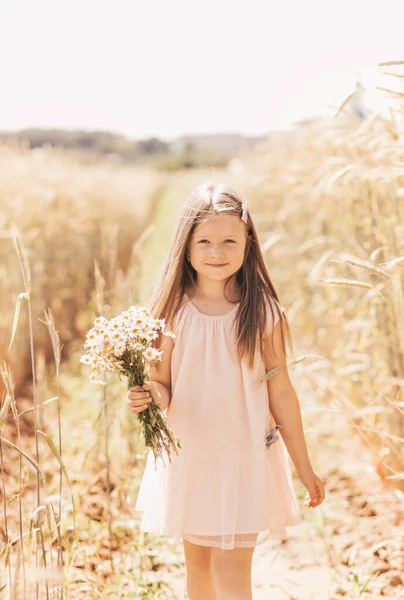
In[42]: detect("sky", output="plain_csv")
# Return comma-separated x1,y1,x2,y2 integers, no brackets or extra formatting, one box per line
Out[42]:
0,0,403,141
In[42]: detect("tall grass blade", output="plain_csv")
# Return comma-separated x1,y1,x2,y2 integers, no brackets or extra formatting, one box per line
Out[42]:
7,292,30,352
37,430,76,529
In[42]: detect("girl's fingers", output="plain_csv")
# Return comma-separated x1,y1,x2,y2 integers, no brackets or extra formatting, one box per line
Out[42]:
127,392,152,411
128,390,151,401
130,383,152,390
128,398,152,413
130,398,152,407
130,404,149,414
303,479,325,507
315,479,325,499
126,383,155,413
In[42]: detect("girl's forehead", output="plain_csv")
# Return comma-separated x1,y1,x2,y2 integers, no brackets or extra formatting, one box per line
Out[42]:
192,214,243,236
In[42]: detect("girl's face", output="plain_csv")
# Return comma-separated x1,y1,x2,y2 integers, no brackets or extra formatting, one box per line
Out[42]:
187,214,247,281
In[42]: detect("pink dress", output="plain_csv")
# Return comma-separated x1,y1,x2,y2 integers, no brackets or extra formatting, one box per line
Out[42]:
135,293,303,550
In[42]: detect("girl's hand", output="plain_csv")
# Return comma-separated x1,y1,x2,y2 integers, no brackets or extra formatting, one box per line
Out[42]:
127,381,156,414
298,467,325,508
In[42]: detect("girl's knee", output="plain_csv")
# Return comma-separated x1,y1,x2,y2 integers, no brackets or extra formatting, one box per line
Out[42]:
184,540,216,600
183,539,212,573
211,546,254,588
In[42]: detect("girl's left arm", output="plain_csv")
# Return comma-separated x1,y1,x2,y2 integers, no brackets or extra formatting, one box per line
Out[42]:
262,321,313,479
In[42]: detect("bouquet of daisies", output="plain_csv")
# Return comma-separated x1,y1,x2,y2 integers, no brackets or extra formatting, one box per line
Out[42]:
80,304,181,463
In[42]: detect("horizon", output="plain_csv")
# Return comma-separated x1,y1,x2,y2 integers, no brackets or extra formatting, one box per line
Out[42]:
0,125,272,143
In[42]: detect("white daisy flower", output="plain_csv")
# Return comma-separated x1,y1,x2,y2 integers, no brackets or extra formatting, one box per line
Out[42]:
79,354,92,365
110,331,124,342
146,330,159,341
113,343,125,357
85,332,99,347
94,316,108,327
90,371,107,385
164,331,176,339
154,318,166,332
133,315,147,327
128,341,144,352
143,347,163,362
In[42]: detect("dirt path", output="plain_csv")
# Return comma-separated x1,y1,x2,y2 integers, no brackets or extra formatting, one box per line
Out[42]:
251,408,404,600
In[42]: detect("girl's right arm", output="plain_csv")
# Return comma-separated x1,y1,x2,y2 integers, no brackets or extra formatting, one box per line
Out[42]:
127,327,174,414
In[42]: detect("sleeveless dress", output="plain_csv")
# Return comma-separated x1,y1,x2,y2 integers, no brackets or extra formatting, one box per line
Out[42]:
135,293,303,550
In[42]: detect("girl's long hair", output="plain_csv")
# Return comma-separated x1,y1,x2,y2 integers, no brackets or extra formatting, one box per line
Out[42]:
149,181,292,368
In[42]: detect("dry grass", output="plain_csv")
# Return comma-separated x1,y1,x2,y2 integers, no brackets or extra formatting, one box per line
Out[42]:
245,106,404,492
0,144,164,396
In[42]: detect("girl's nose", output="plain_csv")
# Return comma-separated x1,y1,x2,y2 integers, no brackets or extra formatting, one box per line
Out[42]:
209,245,225,256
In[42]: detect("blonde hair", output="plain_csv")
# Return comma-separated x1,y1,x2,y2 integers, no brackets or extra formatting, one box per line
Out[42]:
149,181,292,368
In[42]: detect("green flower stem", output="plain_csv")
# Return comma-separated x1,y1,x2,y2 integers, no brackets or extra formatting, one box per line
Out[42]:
127,371,181,464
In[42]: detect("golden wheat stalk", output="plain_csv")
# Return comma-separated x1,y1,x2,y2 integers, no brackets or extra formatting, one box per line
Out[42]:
38,308,64,575
334,89,357,118
379,256,404,270
260,354,329,383
377,60,404,66
0,390,12,432
0,362,27,597
376,86,404,99
317,277,372,290
92,257,115,577
260,233,284,254
330,252,390,280
9,224,50,599
0,395,13,597
0,433,65,586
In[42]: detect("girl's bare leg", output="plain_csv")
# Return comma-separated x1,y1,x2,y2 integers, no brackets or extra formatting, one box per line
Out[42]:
183,539,216,600
210,540,256,600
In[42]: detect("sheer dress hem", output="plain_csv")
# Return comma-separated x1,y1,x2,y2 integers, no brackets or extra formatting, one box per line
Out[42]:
135,442,304,550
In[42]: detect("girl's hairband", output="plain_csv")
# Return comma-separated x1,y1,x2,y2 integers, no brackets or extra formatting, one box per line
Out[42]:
241,200,248,224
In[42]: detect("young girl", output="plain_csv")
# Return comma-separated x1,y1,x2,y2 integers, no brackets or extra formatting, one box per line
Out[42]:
128,182,325,600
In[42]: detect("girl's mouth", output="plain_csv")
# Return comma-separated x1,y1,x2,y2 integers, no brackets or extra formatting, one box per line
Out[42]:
207,264,227,268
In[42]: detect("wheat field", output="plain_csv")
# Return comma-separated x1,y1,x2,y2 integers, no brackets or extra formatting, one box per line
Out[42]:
0,100,403,598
